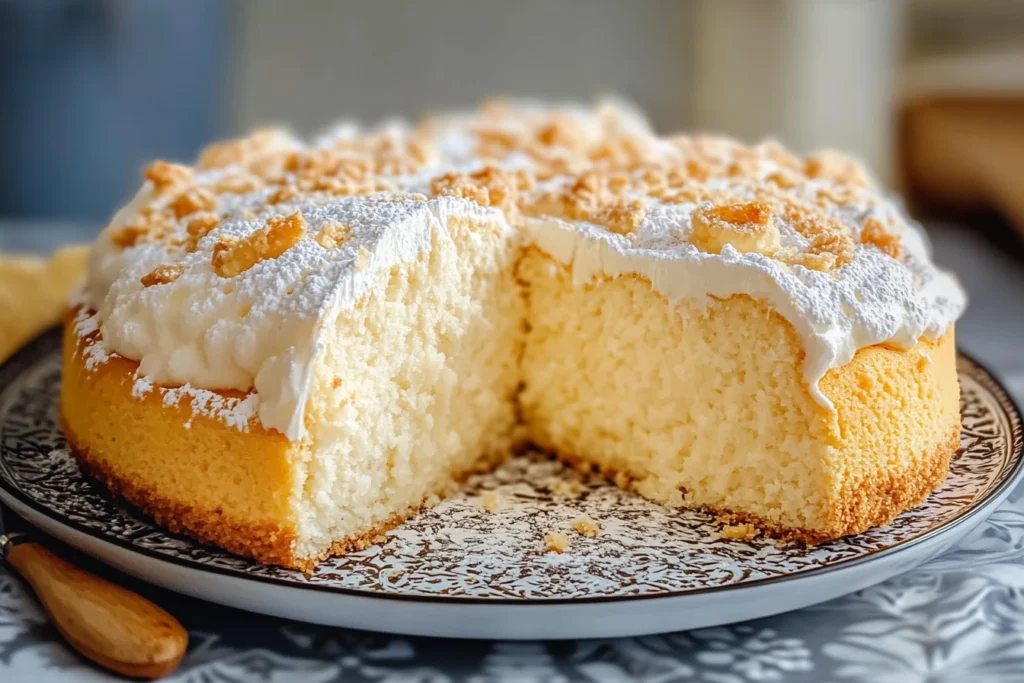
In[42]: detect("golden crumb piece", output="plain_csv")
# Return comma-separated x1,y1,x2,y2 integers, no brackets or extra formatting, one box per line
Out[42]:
782,216,856,272
765,170,800,190
803,150,870,187
571,517,600,538
860,218,901,259
431,166,525,210
690,201,780,256
544,531,570,554
526,171,645,235
185,212,220,251
721,523,760,540
315,221,354,250
371,534,387,545
211,211,307,278
613,471,632,490
480,490,504,514
111,224,149,249
170,188,217,219
551,478,582,499
198,128,291,169
143,161,193,194
535,114,588,151
601,197,647,236
214,173,263,195
268,184,301,205
140,263,185,288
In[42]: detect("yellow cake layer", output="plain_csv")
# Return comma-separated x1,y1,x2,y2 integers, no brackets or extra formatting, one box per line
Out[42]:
518,247,960,541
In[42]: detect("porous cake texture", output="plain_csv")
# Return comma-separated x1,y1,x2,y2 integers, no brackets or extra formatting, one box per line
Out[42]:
62,99,966,569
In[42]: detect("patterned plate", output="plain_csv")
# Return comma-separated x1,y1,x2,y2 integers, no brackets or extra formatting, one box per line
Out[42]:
1,327,1022,639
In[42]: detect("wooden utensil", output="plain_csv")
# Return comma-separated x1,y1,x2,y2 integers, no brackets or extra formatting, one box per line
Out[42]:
1,532,188,679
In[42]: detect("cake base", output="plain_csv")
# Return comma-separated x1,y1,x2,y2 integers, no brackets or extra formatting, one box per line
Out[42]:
552,424,958,545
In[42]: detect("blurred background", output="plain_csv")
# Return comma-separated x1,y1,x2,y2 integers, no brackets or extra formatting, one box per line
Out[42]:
1,0,1022,225
1,0,1023,370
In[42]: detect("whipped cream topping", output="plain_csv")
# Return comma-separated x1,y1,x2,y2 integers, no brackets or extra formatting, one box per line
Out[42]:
80,99,966,440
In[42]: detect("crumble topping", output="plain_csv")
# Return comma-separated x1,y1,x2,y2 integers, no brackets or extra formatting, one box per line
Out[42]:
140,264,185,288
314,221,354,250
860,217,902,259
143,161,193,194
431,166,532,210
170,187,217,220
198,128,295,170
211,211,307,278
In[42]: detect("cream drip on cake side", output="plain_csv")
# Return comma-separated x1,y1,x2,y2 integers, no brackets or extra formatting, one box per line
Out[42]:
78,99,967,440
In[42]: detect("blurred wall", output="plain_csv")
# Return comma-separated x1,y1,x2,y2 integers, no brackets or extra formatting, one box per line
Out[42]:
230,0,694,136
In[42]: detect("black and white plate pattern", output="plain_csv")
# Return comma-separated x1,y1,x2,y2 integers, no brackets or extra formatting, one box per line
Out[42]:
1,328,1022,638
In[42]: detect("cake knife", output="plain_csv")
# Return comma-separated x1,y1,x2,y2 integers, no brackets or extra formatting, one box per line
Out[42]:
0,504,188,679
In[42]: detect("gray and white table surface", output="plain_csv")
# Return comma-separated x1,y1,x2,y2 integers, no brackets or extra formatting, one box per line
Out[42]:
2,220,1024,682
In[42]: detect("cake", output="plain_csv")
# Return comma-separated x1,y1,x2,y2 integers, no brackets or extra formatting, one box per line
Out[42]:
60,99,966,570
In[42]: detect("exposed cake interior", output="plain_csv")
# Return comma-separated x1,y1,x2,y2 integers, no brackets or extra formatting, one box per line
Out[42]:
295,208,523,559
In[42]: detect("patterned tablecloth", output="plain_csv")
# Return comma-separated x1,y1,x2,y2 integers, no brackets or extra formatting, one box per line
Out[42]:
3,221,1024,682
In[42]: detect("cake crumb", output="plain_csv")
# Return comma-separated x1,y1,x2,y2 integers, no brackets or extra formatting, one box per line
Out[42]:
170,187,217,219
355,246,371,271
571,517,600,538
140,264,184,288
315,221,354,250
480,490,504,513
143,161,193,193
721,523,760,540
860,217,902,259
551,478,582,499
544,531,570,554
613,471,632,490
371,534,387,545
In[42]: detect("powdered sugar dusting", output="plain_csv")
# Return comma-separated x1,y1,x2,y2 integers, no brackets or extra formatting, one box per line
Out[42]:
158,384,259,432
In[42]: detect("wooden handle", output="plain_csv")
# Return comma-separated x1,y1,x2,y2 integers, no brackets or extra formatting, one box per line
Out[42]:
7,542,187,679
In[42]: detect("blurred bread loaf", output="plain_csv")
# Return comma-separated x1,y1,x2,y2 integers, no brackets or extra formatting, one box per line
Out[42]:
0,246,89,361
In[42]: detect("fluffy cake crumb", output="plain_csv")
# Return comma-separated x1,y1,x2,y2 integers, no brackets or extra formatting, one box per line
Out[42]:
721,523,760,540
544,531,570,554
480,490,504,513
571,517,600,538
550,478,582,498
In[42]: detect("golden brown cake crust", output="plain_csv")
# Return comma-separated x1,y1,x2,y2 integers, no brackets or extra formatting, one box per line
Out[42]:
553,425,958,545
63,417,302,568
